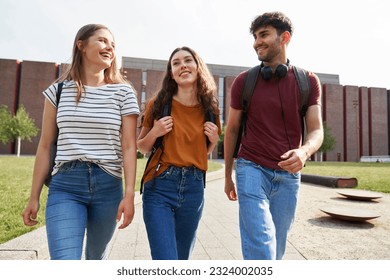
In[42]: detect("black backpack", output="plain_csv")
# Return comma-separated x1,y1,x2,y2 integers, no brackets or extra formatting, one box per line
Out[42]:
233,65,311,158
140,96,216,193
44,81,63,186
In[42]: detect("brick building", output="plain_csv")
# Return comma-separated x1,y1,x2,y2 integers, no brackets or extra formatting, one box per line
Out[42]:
1,57,389,161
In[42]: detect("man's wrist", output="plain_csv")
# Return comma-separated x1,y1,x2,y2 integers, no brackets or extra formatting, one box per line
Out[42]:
302,146,311,160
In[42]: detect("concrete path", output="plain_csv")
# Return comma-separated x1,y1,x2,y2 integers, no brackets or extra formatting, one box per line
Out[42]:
0,168,305,260
108,171,304,260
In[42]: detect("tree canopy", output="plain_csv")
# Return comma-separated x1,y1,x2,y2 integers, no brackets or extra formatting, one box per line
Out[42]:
0,105,39,155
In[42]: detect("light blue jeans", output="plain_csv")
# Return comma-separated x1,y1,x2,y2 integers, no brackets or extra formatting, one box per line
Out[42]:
142,165,205,260
45,160,122,260
235,157,300,260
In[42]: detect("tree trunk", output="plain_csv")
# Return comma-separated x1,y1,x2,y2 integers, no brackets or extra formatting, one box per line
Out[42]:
17,136,21,157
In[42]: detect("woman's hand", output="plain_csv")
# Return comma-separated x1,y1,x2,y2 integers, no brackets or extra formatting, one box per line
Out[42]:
204,121,219,144
152,116,173,138
116,193,135,229
22,199,40,227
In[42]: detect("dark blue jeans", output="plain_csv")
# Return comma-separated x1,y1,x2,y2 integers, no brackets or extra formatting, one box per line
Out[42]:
142,166,205,260
45,160,123,260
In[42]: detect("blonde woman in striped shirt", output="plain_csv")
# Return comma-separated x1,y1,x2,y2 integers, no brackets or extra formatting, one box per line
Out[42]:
22,24,139,260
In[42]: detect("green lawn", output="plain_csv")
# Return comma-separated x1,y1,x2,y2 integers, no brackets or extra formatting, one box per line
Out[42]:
0,156,222,244
0,156,40,243
302,161,390,193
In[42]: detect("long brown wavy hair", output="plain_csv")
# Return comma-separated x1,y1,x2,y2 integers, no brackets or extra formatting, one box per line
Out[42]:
58,24,127,102
151,46,218,119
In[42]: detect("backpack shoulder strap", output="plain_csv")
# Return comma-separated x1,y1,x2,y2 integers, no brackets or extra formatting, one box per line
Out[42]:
205,109,217,147
204,109,217,186
153,96,172,150
205,109,216,123
46,82,63,187
292,66,311,144
292,66,311,117
140,96,173,194
56,82,64,106
55,82,64,131
233,65,261,158
240,65,261,113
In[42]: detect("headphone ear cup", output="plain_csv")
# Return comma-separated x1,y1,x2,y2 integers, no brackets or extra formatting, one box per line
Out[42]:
275,64,288,78
260,66,273,80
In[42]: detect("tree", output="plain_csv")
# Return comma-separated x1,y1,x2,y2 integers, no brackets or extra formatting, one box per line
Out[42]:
0,105,39,156
0,105,13,144
217,125,226,159
318,122,337,162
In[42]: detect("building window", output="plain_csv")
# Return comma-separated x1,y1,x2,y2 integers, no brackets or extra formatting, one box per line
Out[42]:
141,71,147,110
218,77,224,124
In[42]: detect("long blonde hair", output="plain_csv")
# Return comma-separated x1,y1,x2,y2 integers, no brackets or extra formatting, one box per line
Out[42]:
59,24,127,102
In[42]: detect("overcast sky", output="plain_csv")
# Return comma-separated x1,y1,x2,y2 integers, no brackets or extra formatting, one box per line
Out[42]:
1,0,389,89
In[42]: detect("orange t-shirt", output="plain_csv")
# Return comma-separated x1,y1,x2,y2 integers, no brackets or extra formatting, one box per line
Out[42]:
141,98,221,184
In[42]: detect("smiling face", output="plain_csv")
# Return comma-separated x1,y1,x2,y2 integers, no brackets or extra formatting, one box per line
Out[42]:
78,28,115,71
170,50,198,87
252,25,284,64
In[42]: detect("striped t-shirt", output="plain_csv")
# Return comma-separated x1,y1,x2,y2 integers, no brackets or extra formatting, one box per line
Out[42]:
43,80,140,179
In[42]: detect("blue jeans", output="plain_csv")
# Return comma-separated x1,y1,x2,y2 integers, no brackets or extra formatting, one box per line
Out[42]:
235,157,300,260
142,165,205,260
45,160,123,260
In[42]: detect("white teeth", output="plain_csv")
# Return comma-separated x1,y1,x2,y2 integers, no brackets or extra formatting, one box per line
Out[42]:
180,71,190,76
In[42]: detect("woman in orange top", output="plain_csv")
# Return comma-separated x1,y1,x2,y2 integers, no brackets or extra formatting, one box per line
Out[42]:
137,46,221,260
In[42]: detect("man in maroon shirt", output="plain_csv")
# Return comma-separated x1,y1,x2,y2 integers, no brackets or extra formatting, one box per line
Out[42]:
224,12,323,260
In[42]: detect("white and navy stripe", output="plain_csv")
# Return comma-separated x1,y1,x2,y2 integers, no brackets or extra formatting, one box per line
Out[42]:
43,80,139,178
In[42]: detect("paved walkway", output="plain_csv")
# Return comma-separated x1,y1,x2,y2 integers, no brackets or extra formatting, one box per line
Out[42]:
0,168,305,260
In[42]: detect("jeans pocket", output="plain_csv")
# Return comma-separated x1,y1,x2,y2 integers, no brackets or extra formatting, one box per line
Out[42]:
194,168,204,181
57,162,73,174
236,157,252,166
157,167,172,179
236,158,255,172
57,161,86,175
290,172,301,179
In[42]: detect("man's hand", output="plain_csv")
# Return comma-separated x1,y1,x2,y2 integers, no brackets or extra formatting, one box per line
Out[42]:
225,178,238,201
278,148,308,173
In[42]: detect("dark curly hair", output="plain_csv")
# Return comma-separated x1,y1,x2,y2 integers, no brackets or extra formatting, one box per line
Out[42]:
250,12,294,36
151,46,218,120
